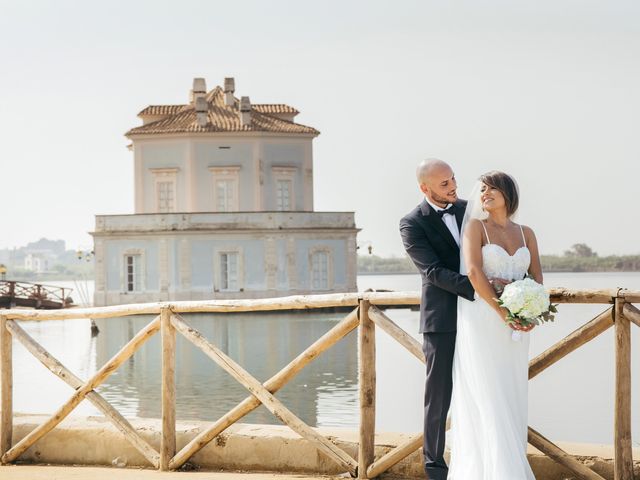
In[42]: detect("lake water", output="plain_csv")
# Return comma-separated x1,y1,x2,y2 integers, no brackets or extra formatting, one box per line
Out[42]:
10,273,640,446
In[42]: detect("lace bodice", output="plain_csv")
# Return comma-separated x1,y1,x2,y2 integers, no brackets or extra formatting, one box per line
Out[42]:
480,222,531,281
482,244,531,281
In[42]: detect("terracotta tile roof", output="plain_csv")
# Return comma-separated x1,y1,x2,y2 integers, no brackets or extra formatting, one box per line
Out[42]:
138,105,189,116
252,104,299,115
128,87,317,136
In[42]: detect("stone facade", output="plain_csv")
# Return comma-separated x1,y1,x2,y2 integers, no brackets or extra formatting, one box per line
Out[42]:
92,77,358,306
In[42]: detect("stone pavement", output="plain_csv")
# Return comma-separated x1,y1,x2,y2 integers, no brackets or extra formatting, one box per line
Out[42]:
0,465,349,480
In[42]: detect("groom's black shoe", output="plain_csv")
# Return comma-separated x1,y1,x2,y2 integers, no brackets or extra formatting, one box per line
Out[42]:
424,461,448,480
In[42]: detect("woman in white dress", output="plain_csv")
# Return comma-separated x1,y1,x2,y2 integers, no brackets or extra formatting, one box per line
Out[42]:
448,171,543,479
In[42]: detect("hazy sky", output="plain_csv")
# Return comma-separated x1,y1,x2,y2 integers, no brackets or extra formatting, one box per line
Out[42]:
1,1,638,256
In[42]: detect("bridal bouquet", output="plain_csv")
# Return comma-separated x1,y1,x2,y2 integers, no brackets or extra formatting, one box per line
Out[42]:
496,277,558,341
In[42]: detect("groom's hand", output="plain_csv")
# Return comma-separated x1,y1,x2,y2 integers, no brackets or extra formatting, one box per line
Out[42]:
489,277,511,296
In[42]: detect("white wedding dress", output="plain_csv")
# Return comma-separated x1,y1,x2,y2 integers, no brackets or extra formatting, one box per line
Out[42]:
448,224,536,479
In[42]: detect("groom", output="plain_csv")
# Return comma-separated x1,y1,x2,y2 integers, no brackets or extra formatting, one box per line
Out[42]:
399,159,475,480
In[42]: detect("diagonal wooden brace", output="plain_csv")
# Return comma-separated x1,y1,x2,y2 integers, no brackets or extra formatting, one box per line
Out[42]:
1,315,160,464
529,308,613,380
366,434,422,479
170,313,358,476
528,427,606,480
368,305,424,363
622,302,640,328
169,308,359,470
5,319,160,468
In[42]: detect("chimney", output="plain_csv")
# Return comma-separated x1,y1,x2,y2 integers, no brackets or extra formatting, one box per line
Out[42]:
190,77,207,104
224,77,235,107
239,96,251,127
195,96,208,127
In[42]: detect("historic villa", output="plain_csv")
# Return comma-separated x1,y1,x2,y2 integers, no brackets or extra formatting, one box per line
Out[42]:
91,77,358,306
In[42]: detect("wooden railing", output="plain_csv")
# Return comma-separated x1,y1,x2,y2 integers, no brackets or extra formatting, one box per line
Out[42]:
0,288,637,479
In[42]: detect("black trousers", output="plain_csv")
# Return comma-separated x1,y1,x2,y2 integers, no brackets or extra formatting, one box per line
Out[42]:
422,331,456,480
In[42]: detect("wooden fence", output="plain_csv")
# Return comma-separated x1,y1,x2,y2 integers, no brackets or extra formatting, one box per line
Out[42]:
0,288,637,479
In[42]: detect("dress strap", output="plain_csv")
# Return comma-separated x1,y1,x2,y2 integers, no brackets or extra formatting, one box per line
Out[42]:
519,225,527,247
480,221,491,244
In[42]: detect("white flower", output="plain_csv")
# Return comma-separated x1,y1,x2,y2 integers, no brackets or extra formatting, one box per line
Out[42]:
499,278,550,321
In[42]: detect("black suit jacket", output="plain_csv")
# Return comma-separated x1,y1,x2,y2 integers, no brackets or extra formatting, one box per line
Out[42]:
399,199,475,333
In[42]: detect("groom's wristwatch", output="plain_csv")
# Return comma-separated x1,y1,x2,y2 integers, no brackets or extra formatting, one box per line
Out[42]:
489,278,505,295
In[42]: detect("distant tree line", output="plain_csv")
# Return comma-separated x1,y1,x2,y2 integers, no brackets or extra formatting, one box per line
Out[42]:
358,244,640,274
540,243,640,272
358,254,416,274
6,263,94,282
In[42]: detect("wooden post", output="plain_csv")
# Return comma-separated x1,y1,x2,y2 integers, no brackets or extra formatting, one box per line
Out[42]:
160,308,176,471
613,298,633,480
0,315,11,461
358,300,375,479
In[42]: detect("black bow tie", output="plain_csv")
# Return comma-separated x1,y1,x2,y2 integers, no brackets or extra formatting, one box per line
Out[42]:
436,205,456,218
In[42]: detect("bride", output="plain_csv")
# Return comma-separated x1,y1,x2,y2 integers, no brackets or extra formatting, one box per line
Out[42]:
448,171,542,479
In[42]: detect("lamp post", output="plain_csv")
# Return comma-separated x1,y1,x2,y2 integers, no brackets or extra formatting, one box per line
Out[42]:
77,250,94,262
76,250,98,335
357,241,374,255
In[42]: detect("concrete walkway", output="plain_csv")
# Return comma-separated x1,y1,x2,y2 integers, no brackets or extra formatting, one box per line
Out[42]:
0,465,348,480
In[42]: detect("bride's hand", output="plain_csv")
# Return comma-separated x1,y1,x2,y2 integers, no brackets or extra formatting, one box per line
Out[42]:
518,321,535,332
496,307,518,329
496,307,533,331
511,317,535,332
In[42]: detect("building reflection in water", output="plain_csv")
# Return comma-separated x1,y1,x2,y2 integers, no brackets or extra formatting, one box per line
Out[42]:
93,312,359,428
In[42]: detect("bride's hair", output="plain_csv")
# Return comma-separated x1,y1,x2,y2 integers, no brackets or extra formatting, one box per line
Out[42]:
479,171,519,217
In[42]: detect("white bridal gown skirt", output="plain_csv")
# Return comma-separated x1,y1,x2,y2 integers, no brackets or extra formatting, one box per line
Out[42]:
448,296,536,480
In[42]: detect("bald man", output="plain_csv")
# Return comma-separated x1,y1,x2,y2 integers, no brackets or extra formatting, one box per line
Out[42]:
399,159,475,480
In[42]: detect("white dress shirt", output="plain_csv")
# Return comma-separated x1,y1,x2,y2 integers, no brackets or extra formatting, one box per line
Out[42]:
425,198,461,246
